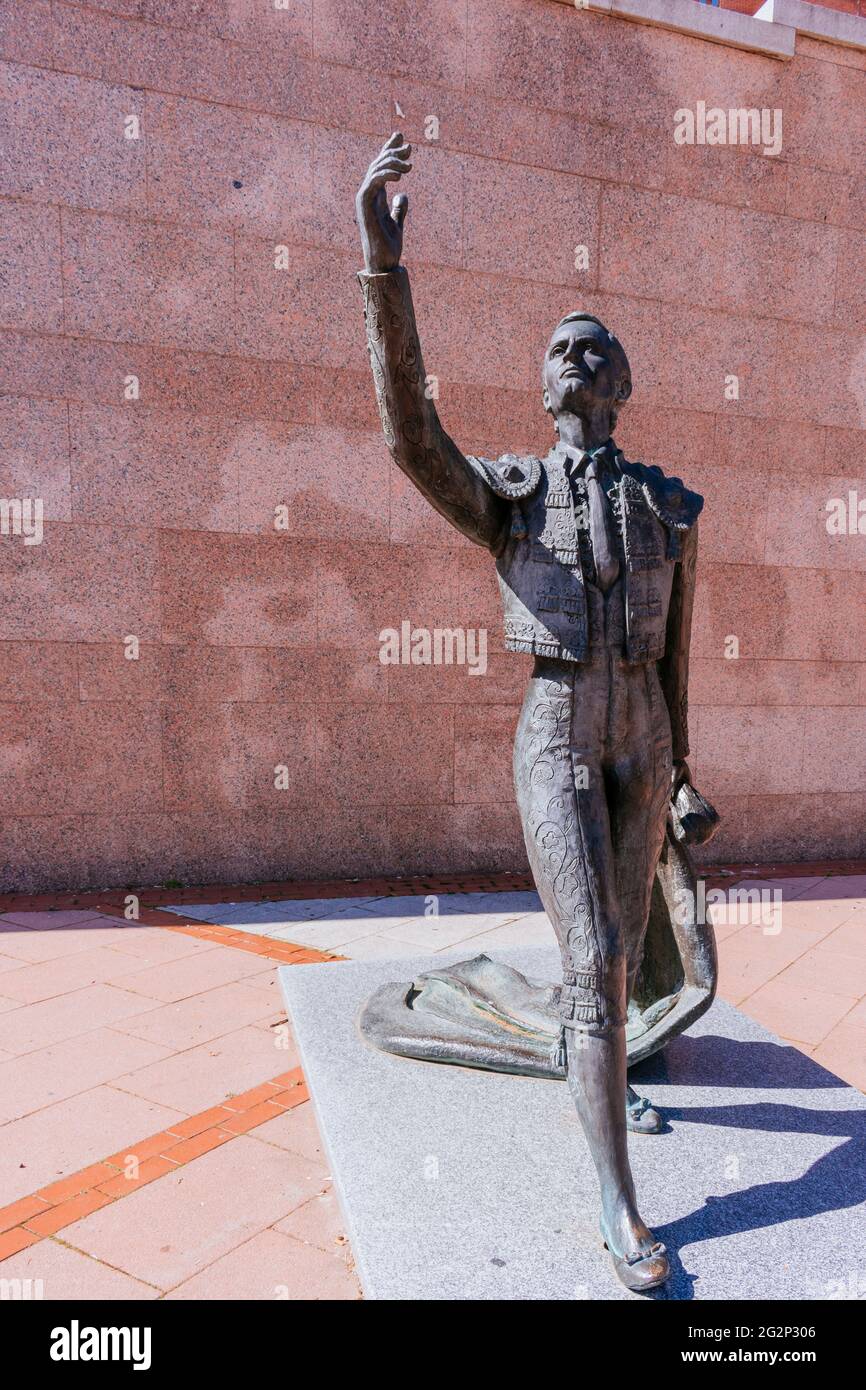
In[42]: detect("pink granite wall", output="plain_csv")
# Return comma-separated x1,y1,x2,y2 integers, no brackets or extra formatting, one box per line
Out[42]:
1,0,864,891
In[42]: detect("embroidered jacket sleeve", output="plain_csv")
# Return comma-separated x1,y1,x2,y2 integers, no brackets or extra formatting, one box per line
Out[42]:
358,266,509,552
658,519,698,762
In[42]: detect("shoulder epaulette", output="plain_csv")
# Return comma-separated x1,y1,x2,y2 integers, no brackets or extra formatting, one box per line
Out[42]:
618,455,703,531
470,453,543,500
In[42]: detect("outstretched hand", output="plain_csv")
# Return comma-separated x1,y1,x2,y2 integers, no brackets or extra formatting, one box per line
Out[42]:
356,131,412,275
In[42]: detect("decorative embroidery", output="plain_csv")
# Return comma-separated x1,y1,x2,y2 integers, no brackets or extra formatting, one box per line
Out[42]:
504,617,535,642
472,453,542,499
573,1003,602,1025
629,590,662,621
539,590,584,620
640,477,703,532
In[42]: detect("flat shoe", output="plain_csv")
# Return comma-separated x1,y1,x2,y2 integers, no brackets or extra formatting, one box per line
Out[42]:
626,1087,663,1135
600,1223,670,1293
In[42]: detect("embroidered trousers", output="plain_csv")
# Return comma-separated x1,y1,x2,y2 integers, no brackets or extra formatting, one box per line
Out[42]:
513,581,672,1036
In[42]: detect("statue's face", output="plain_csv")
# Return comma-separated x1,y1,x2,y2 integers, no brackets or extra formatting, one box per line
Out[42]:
542,318,628,426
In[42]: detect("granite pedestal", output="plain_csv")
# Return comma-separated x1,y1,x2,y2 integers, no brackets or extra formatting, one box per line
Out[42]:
280,946,866,1301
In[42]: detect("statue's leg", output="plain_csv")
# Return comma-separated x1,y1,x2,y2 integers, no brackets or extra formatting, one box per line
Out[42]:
514,658,669,1291
608,662,674,1133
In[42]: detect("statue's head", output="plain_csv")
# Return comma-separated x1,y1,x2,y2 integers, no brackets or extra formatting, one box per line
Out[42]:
541,312,632,436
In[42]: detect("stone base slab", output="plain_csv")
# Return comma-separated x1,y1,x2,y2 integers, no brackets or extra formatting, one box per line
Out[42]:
280,946,866,1301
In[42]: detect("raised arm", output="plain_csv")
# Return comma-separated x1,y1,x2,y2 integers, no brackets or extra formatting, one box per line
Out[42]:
356,134,508,552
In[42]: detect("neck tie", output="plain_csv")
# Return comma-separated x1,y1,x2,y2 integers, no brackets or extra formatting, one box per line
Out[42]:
583,453,620,593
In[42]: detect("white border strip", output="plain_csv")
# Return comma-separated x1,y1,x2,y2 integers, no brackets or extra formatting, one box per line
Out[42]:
576,0,796,57
755,0,866,51
568,0,866,58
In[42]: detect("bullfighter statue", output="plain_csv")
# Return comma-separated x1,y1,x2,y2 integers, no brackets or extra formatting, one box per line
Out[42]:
354,133,719,1294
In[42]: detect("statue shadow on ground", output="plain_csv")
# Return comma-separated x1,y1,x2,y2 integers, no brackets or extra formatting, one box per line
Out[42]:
633,1033,850,1090
628,1034,866,1300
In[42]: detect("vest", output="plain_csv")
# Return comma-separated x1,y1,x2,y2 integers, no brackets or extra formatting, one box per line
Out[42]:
468,447,703,666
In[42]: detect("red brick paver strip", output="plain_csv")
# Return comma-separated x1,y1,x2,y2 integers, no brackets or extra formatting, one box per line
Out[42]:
104,911,343,965
0,1069,308,1259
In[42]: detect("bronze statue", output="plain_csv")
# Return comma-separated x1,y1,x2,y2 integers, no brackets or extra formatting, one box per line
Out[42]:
354,133,719,1294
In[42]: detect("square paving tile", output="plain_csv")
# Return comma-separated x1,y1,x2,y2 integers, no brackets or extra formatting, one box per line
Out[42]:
716,923,832,1006
795,876,866,901
105,929,221,963
739,977,859,1048
0,1238,160,1300
0,947,153,1004
0,911,115,930
811,1021,866,1092
380,912,531,951
723,877,826,900
109,945,276,1003
263,916,415,951
0,922,146,963
164,1227,359,1300
111,981,278,1051
162,897,389,928
466,913,555,951
776,947,866,1000
0,1028,172,1124
252,1100,328,1164
112,1023,292,1112
331,934,435,962
274,1187,349,1256
0,984,156,1056
816,919,866,959
62,1135,328,1290
0,1085,185,1205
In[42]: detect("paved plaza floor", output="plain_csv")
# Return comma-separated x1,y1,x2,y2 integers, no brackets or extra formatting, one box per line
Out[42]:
0,866,863,1298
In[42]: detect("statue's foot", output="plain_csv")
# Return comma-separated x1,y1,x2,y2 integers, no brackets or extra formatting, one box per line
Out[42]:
626,1084,663,1135
600,1201,670,1294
